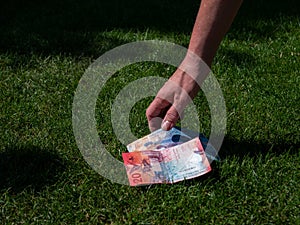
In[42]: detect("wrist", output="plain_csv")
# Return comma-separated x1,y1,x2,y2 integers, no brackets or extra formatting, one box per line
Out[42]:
178,50,211,86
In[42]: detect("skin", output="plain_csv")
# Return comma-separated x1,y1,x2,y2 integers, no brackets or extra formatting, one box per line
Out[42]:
146,0,243,132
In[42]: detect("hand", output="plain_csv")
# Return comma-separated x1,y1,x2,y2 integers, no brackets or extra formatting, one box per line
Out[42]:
146,68,201,132
145,0,242,131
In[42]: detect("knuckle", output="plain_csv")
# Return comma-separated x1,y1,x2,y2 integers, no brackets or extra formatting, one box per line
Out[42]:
146,105,155,117
166,110,179,121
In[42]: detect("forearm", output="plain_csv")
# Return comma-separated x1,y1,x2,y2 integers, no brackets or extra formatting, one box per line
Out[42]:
146,0,243,131
188,0,243,66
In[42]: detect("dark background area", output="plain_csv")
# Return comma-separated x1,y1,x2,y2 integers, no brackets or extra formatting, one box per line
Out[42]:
0,0,299,56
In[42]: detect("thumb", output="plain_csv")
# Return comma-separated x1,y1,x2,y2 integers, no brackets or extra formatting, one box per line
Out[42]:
161,106,180,131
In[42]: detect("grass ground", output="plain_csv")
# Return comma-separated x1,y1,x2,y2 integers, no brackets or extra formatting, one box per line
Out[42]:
0,0,299,224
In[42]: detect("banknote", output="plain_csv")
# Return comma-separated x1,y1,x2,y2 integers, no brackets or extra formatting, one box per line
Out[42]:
122,150,168,185
122,137,211,186
126,127,220,161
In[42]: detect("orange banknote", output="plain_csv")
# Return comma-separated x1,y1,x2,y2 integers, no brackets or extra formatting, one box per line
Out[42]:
122,137,211,186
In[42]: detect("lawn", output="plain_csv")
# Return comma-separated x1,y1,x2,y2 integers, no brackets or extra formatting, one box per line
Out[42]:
0,0,299,224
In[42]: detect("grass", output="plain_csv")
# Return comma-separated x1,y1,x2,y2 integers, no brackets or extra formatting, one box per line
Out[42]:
0,0,299,224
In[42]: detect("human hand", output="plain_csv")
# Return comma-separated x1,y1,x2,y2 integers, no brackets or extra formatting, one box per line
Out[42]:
146,67,202,132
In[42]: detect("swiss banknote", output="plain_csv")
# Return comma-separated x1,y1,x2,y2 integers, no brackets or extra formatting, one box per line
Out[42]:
123,127,215,186
127,127,220,161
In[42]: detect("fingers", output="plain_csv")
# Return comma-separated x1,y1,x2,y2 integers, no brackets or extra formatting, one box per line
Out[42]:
146,97,171,132
146,73,197,132
161,105,180,131
146,98,182,132
148,117,164,132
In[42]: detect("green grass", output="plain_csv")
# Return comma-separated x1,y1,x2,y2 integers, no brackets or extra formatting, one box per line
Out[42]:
0,0,299,224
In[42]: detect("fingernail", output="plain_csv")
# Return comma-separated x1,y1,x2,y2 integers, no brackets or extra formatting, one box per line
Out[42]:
161,121,171,131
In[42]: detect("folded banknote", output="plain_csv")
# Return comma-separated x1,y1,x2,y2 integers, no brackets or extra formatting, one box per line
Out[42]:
127,127,220,161
122,137,211,186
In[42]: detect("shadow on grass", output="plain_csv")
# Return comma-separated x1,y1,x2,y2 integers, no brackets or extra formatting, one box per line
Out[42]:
216,48,256,68
0,146,66,193
0,0,299,56
0,0,198,56
139,138,298,191
136,142,294,191
220,138,299,160
230,0,300,41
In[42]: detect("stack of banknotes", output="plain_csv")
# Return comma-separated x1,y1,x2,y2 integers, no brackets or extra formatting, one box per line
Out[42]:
122,127,219,186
